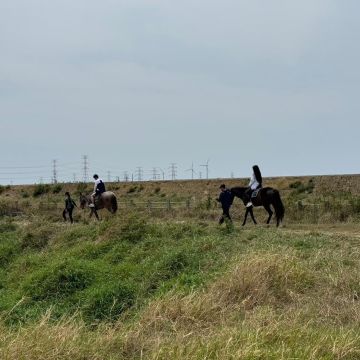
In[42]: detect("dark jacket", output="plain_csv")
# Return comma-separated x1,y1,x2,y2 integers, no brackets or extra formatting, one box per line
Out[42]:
218,189,234,208
65,198,77,210
96,180,106,195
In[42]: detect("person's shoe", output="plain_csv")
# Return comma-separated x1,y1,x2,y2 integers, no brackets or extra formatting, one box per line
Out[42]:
246,202,253,208
89,203,95,208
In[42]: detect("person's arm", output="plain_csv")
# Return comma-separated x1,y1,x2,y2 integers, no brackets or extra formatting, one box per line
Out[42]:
72,200,77,208
93,181,97,193
249,174,255,187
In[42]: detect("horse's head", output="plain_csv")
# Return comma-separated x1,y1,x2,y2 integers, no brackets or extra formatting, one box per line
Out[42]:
230,187,246,199
79,193,88,209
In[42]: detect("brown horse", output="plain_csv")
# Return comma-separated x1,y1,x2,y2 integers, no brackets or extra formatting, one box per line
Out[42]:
79,192,118,220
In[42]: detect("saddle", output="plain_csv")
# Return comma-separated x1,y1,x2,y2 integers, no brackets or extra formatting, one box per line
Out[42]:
251,188,261,199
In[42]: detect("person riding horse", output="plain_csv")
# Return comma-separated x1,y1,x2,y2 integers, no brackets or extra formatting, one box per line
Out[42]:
90,174,106,208
245,165,262,208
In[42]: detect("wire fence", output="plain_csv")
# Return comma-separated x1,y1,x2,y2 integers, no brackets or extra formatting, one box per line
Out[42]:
2,198,359,225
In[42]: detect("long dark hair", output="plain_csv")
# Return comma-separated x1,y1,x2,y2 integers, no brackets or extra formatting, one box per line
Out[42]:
253,165,262,185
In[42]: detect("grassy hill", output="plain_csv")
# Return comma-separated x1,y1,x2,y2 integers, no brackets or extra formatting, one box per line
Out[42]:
0,175,359,359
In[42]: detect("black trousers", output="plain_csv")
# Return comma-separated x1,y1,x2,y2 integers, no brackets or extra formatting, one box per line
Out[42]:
219,206,232,224
63,208,74,223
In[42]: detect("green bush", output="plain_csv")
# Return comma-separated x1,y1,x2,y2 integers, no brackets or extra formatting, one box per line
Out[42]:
33,184,50,197
127,186,137,194
76,182,90,194
20,190,29,198
289,181,303,189
52,184,63,194
289,179,315,195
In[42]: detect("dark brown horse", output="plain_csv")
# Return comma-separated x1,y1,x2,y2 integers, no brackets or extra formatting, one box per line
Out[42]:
231,187,285,227
79,192,118,220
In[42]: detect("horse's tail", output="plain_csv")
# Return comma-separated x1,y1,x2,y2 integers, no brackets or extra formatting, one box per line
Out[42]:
272,190,285,225
111,195,118,214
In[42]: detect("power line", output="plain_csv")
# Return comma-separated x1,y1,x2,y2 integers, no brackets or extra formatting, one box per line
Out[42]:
152,167,160,180
52,160,57,184
135,167,143,181
169,163,177,180
82,155,89,183
123,171,129,182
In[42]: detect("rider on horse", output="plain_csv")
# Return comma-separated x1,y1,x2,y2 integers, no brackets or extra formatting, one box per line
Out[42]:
245,165,262,207
90,174,106,208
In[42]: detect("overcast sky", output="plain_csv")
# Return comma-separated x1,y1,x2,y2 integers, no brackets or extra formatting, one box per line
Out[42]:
1,0,359,184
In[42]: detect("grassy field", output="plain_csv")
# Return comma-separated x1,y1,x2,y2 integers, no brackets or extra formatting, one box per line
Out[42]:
0,175,359,359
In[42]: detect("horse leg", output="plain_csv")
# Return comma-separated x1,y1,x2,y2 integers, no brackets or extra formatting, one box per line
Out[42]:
242,208,249,226
264,204,273,224
249,208,257,225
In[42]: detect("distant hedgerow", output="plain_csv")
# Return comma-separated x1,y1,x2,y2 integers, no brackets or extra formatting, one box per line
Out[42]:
33,184,50,197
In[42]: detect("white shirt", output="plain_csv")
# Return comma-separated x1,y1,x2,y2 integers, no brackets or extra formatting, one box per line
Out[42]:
93,178,103,192
249,173,260,190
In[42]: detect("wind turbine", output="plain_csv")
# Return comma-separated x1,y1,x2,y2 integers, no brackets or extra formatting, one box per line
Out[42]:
200,159,209,179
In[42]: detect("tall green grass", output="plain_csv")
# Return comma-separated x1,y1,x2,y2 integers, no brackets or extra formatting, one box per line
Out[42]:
0,211,359,358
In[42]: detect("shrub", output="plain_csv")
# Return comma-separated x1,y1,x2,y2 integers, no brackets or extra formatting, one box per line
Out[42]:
350,198,360,214
20,190,29,198
76,182,90,194
33,184,50,197
289,179,315,195
0,185,4,195
52,184,63,194
127,186,137,194
289,181,302,189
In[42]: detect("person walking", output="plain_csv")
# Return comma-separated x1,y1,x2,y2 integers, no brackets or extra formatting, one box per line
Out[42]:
63,192,77,224
217,184,234,225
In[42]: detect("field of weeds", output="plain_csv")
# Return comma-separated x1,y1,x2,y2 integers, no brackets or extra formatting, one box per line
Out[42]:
0,176,359,359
